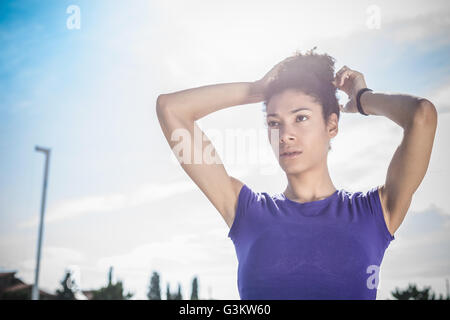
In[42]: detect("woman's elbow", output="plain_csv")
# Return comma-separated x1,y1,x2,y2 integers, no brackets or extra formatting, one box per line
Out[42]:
156,94,168,108
415,98,438,126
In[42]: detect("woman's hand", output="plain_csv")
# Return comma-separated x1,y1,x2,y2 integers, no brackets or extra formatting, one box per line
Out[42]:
332,65,368,113
251,56,296,100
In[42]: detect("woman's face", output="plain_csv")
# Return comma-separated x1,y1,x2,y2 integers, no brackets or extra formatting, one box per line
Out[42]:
266,88,338,174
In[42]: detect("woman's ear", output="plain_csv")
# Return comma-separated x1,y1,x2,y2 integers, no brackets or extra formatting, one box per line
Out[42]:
327,113,339,136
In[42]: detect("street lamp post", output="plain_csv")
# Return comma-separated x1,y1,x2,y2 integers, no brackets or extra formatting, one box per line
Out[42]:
32,146,51,300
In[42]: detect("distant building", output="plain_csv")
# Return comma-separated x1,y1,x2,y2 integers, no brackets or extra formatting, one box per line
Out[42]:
0,271,56,300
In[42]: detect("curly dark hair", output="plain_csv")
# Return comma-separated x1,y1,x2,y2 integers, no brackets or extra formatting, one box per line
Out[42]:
262,47,340,126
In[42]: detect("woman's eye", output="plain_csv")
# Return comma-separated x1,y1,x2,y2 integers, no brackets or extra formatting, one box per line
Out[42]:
268,116,307,127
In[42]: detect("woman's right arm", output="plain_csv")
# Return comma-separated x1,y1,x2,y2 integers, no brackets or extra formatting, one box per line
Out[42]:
155,58,289,228
157,81,264,122
155,81,264,229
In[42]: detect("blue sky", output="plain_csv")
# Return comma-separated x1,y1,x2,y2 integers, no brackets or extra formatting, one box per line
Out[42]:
1,0,450,300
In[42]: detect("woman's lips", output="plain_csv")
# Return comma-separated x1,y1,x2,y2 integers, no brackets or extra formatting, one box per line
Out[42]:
280,151,302,159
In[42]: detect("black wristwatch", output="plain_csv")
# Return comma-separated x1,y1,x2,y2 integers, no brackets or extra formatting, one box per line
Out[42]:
356,88,373,116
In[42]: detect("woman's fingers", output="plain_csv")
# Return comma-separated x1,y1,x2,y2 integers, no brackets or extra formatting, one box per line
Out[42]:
339,70,352,87
334,66,348,87
336,66,354,85
334,65,367,113
265,56,294,82
335,65,349,79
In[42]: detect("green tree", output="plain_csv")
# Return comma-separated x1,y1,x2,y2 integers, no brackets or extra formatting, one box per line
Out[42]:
173,282,182,300
190,277,199,300
91,266,133,300
391,283,450,300
147,271,161,300
166,282,172,300
55,270,76,300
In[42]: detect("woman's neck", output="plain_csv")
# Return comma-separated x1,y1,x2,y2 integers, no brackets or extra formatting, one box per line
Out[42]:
283,167,336,203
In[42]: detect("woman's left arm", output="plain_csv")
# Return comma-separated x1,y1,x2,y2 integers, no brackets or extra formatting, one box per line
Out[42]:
361,91,437,130
334,66,438,236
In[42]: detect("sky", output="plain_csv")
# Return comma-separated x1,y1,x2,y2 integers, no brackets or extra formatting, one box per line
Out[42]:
1,0,450,300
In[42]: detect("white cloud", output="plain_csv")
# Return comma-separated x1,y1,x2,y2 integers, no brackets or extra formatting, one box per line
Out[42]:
18,180,197,229
377,207,450,299
19,246,85,272
94,228,239,299
387,11,450,47
427,79,450,114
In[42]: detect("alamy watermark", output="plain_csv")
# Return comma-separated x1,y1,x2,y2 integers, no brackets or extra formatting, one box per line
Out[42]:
366,264,381,290
366,5,381,30
167,126,283,176
66,5,81,30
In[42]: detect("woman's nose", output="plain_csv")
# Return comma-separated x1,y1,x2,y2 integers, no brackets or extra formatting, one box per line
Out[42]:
279,128,296,144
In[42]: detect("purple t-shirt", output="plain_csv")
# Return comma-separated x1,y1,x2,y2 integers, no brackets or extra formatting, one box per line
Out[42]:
228,184,395,300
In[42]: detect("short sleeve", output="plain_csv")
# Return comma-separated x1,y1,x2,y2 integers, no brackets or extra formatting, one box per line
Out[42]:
365,186,395,242
227,184,259,240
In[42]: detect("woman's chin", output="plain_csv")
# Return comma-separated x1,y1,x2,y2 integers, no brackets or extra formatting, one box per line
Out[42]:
280,162,304,174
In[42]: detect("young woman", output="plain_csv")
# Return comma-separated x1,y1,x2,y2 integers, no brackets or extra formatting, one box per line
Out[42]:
156,49,438,300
